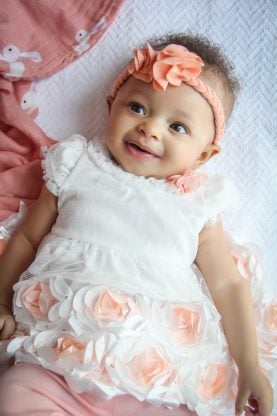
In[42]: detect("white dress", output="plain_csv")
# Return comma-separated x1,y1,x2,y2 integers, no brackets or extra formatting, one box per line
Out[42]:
6,135,276,416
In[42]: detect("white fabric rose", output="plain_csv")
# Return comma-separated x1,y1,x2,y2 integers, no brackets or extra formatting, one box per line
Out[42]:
151,300,223,355
70,286,149,337
13,276,74,330
178,352,236,414
105,336,180,405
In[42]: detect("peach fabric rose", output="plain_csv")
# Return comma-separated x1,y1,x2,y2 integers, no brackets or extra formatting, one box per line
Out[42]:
22,281,57,319
166,170,207,193
106,338,177,402
153,44,203,91
128,43,156,83
198,363,229,400
129,43,203,92
93,289,138,324
171,306,201,345
128,347,175,386
54,335,86,363
130,347,171,385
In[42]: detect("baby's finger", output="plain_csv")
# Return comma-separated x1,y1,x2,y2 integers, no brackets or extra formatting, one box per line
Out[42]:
235,388,250,415
0,316,15,340
0,317,6,332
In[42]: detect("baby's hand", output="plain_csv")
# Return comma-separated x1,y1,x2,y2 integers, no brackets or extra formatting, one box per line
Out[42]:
235,365,273,416
0,303,15,340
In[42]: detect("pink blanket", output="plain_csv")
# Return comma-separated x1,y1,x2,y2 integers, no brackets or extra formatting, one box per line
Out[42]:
0,0,124,222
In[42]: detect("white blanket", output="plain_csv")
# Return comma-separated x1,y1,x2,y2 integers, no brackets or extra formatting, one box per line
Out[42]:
36,0,276,290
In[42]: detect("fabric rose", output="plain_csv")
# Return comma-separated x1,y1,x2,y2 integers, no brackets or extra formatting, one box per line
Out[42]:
129,43,203,92
28,331,131,399
130,347,173,386
20,281,57,319
151,300,221,353
54,335,86,362
157,352,236,412
24,330,117,392
153,44,203,91
166,170,207,194
13,276,73,333
71,286,147,335
197,363,230,400
106,337,178,403
93,289,139,324
65,334,119,397
128,43,156,82
171,306,201,346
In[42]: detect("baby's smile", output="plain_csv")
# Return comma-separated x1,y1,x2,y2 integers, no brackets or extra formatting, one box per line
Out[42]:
124,139,161,159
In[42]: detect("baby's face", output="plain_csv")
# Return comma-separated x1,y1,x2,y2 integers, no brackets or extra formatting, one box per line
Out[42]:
105,77,220,179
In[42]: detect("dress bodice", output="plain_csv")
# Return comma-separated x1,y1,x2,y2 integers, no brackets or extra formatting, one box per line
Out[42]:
53,139,205,264
36,135,239,302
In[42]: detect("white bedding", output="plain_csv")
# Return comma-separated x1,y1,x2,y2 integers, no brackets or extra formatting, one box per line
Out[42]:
35,0,276,290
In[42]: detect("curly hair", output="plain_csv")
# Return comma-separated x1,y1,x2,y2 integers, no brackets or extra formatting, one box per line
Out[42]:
147,33,240,117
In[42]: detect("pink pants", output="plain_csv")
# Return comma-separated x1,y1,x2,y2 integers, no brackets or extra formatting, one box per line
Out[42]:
0,363,197,416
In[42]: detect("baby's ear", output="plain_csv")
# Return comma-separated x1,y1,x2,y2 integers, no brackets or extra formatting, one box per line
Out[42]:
106,95,115,113
196,144,221,167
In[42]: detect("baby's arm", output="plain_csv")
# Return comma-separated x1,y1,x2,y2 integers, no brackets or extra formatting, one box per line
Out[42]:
0,185,58,340
195,222,273,416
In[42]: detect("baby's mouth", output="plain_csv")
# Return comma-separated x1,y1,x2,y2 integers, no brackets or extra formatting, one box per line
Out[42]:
125,141,160,158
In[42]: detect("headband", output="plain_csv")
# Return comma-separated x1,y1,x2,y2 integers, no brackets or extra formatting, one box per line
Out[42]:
111,43,225,144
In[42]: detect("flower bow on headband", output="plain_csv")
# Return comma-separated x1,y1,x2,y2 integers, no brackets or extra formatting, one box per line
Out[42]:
129,43,203,91
111,43,225,144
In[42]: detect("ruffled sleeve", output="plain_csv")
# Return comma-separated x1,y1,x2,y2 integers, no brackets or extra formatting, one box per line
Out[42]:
42,135,87,196
203,175,240,226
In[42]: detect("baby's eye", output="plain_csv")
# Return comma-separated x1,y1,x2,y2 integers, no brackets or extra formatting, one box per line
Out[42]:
170,122,188,134
128,102,146,115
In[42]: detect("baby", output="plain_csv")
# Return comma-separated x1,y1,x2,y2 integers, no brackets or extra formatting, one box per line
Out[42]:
0,33,275,416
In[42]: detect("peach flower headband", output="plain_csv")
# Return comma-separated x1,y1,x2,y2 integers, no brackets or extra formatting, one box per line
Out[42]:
111,43,225,144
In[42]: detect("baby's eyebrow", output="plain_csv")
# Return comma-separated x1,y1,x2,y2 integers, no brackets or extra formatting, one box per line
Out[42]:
129,89,142,94
174,110,194,121
126,89,148,98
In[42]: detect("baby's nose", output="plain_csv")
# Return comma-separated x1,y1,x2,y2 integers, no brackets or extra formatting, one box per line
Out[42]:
137,119,162,140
